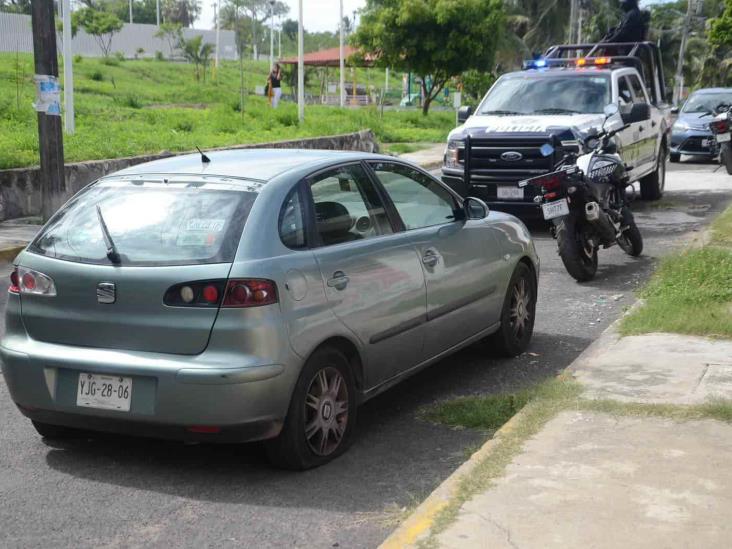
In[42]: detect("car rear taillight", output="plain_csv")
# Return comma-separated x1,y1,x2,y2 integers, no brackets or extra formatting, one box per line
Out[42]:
164,279,278,308
223,279,278,308
9,267,56,296
712,119,729,134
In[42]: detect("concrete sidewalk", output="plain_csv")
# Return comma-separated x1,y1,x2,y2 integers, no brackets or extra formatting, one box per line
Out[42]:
383,329,732,548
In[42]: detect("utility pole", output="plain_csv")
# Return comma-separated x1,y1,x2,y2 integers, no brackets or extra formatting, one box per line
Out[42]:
156,0,160,26
297,0,304,121
339,0,345,107
214,0,220,70
129,0,133,24
269,0,275,69
278,25,281,58
674,0,695,105
31,0,65,221
62,0,74,134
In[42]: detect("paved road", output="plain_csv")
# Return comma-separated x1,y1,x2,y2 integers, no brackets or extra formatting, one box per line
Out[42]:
0,160,729,549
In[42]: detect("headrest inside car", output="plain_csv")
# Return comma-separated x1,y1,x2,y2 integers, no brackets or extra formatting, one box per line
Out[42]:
315,201,355,242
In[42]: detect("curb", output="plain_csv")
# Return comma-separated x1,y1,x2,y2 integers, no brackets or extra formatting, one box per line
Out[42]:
0,245,26,264
379,315,628,549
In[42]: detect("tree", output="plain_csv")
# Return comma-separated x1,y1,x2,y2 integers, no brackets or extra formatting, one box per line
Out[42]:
354,0,505,114
110,0,160,24
178,34,214,82
162,0,201,27
155,22,183,59
0,0,31,14
74,8,124,57
710,0,732,50
225,0,288,59
282,18,298,42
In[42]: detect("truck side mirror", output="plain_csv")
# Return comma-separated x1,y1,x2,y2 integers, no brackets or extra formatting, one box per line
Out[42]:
457,106,473,124
622,103,651,124
670,106,679,115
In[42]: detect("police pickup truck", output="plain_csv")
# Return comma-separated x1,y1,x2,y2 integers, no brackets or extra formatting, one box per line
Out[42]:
442,42,672,211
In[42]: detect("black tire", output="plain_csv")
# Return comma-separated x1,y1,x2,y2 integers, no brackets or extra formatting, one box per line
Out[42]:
266,346,357,470
556,216,598,282
669,152,680,163
617,207,643,257
32,420,85,439
485,262,537,357
640,144,666,201
723,144,732,175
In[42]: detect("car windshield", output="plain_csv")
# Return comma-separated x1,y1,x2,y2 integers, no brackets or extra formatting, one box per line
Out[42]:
681,93,732,114
478,74,611,115
28,178,257,266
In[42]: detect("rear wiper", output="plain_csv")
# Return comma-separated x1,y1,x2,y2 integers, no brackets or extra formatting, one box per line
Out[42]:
533,108,581,114
95,205,121,265
482,110,523,115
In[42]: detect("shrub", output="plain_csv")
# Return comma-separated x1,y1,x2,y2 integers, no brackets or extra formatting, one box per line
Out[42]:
155,51,164,61
101,56,119,66
114,51,125,61
89,70,104,82
73,54,83,63
275,109,299,127
115,94,142,109
174,120,194,132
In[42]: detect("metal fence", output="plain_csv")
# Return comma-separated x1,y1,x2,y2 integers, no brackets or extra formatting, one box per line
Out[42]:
0,12,238,60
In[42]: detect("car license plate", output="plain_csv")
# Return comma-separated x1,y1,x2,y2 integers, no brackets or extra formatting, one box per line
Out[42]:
716,133,730,143
496,186,524,200
541,199,570,220
77,372,132,412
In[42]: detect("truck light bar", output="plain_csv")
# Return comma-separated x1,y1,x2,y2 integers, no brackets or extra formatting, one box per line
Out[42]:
523,57,614,70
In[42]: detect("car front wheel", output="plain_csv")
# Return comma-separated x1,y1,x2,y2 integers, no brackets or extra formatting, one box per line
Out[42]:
266,346,357,470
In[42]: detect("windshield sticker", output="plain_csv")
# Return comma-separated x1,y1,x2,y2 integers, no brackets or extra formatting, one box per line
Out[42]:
184,219,225,232
177,232,217,247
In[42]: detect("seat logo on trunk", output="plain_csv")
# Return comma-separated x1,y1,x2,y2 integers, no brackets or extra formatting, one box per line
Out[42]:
501,151,523,162
97,282,116,304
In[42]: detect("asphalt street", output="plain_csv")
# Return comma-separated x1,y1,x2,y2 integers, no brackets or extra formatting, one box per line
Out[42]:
0,159,729,549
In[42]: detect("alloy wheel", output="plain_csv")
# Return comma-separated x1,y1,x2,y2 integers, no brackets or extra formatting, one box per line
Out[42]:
508,276,532,341
304,367,349,457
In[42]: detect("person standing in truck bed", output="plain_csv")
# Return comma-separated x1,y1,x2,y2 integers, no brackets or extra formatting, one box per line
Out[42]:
602,0,649,43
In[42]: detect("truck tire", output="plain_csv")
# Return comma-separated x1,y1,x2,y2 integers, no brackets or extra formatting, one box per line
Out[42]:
556,216,598,282
640,145,666,201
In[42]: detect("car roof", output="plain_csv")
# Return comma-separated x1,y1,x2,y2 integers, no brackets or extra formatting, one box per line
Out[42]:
110,148,393,183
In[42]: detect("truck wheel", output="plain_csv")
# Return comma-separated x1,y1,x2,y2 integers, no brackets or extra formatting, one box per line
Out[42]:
640,145,666,201
266,346,357,470
556,216,598,282
669,152,680,163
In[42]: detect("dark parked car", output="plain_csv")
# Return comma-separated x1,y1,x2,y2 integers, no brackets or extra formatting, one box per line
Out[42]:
670,88,732,162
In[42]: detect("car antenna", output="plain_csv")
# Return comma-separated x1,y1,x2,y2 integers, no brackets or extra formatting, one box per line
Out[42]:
196,146,211,164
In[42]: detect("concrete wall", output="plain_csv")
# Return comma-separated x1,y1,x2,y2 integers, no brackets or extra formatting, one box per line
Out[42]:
0,130,379,221
0,12,238,60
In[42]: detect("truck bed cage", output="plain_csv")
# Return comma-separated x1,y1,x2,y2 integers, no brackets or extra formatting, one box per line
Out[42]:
544,41,653,60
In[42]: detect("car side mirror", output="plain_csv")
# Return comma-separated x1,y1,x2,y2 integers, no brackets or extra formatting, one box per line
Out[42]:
621,103,651,124
670,106,680,115
457,106,473,124
464,196,489,220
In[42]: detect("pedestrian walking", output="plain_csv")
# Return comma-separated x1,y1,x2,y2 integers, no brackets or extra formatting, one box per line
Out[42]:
268,64,282,108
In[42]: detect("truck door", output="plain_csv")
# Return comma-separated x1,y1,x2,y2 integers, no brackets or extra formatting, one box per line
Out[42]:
615,75,641,173
628,73,657,171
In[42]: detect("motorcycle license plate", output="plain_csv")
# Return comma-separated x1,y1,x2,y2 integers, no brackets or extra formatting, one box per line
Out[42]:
541,199,570,220
716,133,731,143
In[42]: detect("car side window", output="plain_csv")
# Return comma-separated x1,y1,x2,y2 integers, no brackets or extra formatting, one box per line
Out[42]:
279,186,306,249
369,162,458,230
628,74,648,104
618,76,633,106
309,164,393,247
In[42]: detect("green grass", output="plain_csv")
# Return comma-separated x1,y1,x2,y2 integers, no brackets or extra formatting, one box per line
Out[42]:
0,53,454,169
710,205,732,247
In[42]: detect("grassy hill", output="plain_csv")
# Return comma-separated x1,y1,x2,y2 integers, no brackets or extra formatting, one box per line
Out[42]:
0,54,453,169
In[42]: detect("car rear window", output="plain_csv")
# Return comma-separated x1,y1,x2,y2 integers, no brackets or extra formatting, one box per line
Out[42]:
28,178,257,266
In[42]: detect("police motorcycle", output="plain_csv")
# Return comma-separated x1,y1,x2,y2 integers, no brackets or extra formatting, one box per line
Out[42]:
709,104,732,175
519,104,644,282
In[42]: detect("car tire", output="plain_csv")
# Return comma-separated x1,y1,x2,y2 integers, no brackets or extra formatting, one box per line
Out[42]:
640,145,666,201
265,346,357,470
32,420,86,439
556,216,598,282
485,262,537,357
669,152,680,163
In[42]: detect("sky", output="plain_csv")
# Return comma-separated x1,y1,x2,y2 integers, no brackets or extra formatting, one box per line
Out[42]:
196,0,367,33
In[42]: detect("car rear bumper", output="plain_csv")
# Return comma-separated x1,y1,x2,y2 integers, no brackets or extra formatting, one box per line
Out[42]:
670,130,718,157
0,338,295,443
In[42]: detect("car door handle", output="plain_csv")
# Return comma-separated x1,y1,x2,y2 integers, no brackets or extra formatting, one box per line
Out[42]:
327,271,349,290
422,250,439,268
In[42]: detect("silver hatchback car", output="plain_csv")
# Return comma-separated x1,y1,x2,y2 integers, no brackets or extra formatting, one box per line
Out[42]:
1,149,539,469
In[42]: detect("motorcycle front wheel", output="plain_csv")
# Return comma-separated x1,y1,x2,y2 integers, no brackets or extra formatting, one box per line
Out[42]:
555,215,598,282
617,207,643,257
